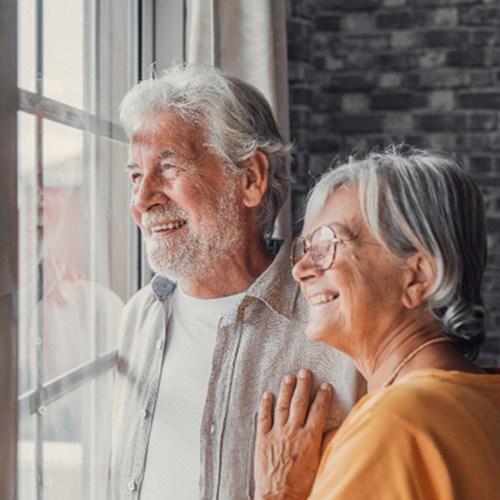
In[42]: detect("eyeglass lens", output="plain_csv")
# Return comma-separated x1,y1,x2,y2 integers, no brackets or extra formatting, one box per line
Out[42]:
291,225,337,269
310,226,336,270
291,237,306,266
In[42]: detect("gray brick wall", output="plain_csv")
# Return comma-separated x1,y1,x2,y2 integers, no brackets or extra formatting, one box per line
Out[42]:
287,0,500,366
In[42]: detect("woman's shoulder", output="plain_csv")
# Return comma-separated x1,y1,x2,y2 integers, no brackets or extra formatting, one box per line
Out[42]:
353,368,500,433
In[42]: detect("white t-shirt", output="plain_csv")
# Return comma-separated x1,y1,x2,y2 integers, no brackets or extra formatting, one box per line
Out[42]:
140,286,244,500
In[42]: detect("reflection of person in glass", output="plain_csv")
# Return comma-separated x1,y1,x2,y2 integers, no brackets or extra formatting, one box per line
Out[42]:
23,173,123,380
110,64,365,499
254,147,500,500
19,153,124,438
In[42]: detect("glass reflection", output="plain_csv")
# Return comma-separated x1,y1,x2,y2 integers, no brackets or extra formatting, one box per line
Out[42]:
43,0,84,108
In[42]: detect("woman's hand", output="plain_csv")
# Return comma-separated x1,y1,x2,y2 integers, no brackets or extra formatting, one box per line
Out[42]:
254,369,332,500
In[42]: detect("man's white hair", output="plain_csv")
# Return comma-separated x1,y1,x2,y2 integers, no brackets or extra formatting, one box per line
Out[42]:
119,63,292,236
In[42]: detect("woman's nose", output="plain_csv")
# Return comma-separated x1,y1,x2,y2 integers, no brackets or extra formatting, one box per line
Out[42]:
292,251,321,283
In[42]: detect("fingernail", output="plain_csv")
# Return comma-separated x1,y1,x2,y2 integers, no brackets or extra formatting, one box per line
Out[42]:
298,368,309,379
320,382,331,392
262,391,272,400
284,374,294,384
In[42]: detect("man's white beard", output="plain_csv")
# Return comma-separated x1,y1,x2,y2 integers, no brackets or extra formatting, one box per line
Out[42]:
143,183,245,284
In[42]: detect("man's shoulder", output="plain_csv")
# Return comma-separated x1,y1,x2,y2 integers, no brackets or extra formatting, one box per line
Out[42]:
124,274,177,309
118,284,166,354
121,283,165,323
247,239,306,318
124,283,155,307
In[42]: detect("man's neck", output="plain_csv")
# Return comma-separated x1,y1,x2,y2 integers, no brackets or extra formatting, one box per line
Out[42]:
179,243,274,299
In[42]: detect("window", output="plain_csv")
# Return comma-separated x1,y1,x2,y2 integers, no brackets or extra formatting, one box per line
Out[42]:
0,1,186,498
15,1,139,499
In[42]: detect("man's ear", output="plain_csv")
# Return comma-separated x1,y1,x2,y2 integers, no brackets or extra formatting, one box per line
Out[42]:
401,252,436,309
241,150,269,208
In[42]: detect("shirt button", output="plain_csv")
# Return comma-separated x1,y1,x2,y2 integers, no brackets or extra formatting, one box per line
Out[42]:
156,339,164,350
140,409,148,419
127,481,136,492
210,423,215,435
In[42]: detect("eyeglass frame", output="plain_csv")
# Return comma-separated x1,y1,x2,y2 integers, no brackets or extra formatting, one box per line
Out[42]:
291,225,344,271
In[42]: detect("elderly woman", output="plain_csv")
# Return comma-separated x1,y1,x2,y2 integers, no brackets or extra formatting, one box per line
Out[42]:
254,146,500,499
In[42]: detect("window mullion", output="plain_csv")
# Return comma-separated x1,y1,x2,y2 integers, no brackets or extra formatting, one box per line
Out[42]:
18,89,127,142
35,0,45,497
18,349,119,420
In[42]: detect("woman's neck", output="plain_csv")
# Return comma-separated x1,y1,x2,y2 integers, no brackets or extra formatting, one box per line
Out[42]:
354,314,483,392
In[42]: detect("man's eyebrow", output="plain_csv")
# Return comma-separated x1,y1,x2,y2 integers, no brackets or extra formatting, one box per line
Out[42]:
155,149,178,160
124,150,180,172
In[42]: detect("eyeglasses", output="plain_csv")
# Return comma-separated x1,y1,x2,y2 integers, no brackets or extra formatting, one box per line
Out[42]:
291,225,343,270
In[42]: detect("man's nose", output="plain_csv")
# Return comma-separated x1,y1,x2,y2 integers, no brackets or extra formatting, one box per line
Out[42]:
132,171,168,213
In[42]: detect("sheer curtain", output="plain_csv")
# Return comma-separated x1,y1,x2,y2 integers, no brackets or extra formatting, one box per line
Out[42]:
185,0,292,238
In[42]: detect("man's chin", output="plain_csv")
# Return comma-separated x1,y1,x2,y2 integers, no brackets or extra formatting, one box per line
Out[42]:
151,268,178,282
147,251,199,283
145,240,183,278
147,259,180,282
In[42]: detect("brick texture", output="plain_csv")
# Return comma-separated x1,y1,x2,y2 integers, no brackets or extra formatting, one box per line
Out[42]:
287,0,500,365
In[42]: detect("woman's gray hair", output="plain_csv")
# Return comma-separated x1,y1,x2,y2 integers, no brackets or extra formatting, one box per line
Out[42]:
119,63,292,236
304,145,487,358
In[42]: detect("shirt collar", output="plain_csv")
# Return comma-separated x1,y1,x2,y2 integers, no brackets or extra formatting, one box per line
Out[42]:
148,238,300,319
151,275,177,301
245,239,300,319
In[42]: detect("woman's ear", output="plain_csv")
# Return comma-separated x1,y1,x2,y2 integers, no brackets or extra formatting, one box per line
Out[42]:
241,150,269,208
401,252,436,309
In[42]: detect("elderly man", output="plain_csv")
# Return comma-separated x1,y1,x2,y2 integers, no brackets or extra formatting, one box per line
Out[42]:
110,64,364,500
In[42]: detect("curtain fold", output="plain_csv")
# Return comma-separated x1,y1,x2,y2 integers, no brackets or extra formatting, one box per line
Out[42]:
185,0,291,238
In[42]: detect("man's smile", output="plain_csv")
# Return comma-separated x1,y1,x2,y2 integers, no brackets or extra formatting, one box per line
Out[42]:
150,219,187,233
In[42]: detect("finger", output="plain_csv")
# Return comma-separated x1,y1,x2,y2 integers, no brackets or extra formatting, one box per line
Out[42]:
256,391,274,437
288,368,313,427
274,374,296,427
305,382,332,432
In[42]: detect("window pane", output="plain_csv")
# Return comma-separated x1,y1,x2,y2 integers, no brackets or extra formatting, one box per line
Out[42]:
41,371,114,500
98,2,135,122
43,388,83,500
96,136,131,306
17,0,137,498
43,0,84,108
41,121,92,379
18,414,37,500
18,0,37,92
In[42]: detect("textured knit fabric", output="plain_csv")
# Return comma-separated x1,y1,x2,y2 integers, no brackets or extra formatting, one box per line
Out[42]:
309,368,500,500
110,240,365,499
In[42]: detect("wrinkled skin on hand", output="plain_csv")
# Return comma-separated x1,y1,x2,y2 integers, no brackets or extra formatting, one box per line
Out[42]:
254,369,332,500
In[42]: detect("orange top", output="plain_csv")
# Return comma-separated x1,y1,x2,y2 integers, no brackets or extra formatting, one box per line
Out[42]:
309,368,500,500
